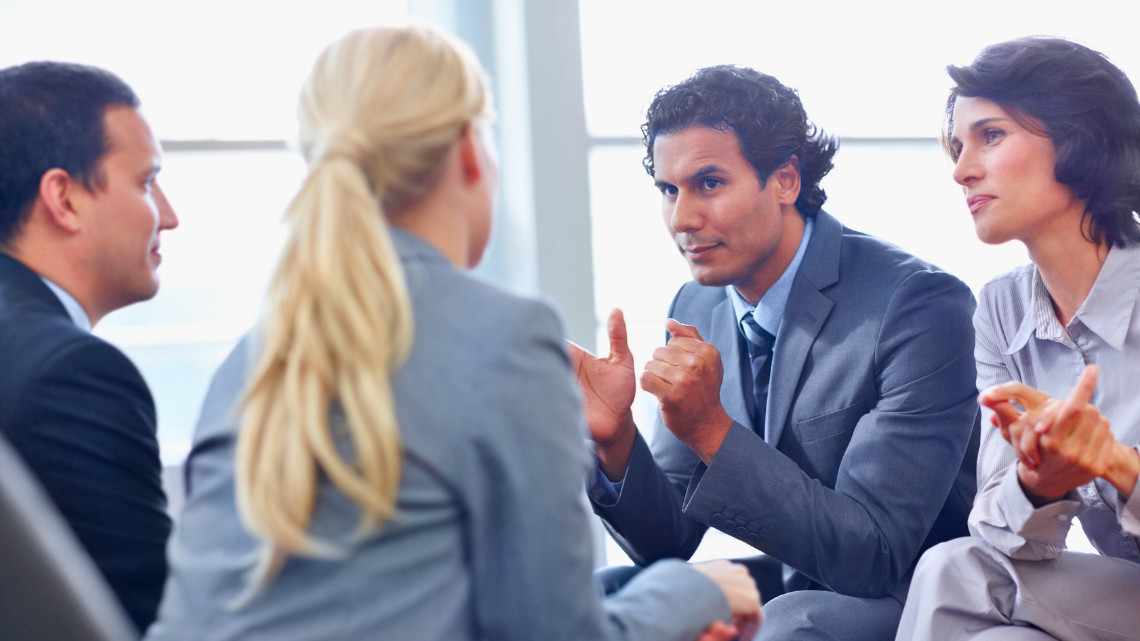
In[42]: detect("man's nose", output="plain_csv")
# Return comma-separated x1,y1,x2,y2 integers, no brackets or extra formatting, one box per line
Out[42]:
154,183,179,231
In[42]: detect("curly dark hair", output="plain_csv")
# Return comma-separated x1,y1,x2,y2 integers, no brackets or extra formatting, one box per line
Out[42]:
945,36,1140,247
642,65,838,216
0,61,139,248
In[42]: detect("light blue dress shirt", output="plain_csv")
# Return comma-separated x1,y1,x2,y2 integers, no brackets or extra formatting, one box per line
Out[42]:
39,277,91,332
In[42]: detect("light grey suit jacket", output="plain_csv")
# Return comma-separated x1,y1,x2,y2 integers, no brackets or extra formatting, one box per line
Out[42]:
594,211,980,600
146,229,729,641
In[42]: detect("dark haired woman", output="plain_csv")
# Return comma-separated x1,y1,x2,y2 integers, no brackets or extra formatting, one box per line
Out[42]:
897,36,1140,641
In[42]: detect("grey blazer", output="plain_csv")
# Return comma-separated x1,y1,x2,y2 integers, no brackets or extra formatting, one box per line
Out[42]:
146,229,729,641
594,211,981,600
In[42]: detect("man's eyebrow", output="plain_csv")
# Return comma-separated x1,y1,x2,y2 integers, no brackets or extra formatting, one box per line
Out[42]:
654,164,726,190
690,164,723,181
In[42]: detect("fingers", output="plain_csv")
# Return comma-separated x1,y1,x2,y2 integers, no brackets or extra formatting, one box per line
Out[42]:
696,621,739,641
641,337,720,392
979,381,1050,412
1066,364,1099,407
735,612,763,641
1043,365,1099,437
989,400,1022,429
691,560,761,618
1015,415,1042,468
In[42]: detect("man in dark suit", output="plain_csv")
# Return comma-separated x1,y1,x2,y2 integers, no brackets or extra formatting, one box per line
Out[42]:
570,66,980,639
0,61,178,634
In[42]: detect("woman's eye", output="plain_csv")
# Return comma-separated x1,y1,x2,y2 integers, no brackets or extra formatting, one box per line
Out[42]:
983,129,1005,144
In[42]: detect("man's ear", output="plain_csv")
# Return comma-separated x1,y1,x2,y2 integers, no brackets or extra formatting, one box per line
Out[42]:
457,124,483,185
773,156,802,205
37,168,85,233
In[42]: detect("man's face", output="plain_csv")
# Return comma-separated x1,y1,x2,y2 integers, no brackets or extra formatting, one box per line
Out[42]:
78,106,178,317
652,125,802,305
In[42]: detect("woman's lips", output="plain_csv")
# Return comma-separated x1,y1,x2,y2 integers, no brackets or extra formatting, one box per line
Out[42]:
967,195,995,214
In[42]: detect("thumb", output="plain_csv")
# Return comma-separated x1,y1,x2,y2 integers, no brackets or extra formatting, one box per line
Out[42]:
665,318,705,342
607,308,634,365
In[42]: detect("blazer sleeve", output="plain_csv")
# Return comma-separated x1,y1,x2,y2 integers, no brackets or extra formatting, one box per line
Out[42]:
685,270,979,597
464,300,729,641
967,287,1082,559
588,285,711,564
6,336,171,633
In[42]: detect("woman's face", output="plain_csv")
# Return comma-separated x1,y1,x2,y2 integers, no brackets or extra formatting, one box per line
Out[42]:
949,96,1084,247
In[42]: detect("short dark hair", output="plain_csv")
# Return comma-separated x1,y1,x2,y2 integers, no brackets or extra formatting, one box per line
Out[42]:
642,65,838,216
0,61,139,247
946,36,1140,247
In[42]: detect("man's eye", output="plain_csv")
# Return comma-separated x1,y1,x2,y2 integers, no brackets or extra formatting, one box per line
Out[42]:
701,178,720,190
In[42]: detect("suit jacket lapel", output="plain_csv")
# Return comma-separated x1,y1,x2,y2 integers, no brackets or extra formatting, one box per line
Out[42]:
766,211,841,446
710,294,756,433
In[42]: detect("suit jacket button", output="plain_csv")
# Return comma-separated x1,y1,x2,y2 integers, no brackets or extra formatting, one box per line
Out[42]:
710,513,725,527
745,533,760,545
734,527,748,538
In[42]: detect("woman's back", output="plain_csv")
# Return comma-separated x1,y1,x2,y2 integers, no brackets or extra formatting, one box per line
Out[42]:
147,230,730,640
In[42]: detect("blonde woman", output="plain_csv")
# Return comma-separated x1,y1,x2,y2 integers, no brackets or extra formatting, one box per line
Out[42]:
144,24,760,641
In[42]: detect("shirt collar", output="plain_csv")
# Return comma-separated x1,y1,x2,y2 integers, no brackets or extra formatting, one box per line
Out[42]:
39,277,92,332
1079,242,1140,350
728,215,814,337
1005,242,1140,354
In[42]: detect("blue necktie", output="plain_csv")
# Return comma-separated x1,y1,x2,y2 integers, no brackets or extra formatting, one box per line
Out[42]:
740,314,775,433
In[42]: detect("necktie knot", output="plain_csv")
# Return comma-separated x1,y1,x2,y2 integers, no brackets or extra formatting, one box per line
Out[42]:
741,315,775,355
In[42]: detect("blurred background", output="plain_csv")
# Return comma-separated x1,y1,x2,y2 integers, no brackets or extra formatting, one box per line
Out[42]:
2,0,1133,563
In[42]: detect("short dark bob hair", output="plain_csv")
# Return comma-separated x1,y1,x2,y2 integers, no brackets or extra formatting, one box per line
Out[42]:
642,65,838,217
946,36,1140,247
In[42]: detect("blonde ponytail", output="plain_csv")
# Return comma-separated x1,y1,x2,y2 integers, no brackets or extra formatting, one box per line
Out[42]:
233,24,490,594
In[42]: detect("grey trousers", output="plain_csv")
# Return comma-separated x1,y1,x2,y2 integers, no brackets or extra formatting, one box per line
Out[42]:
596,556,905,641
896,537,1140,641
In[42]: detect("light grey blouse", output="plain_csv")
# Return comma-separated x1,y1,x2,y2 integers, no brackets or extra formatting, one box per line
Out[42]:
970,241,1140,561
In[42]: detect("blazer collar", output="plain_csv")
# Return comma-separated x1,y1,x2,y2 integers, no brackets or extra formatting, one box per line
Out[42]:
0,253,71,320
765,211,840,445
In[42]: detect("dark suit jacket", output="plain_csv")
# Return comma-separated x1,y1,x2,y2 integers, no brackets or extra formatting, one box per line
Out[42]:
0,253,171,634
594,211,981,600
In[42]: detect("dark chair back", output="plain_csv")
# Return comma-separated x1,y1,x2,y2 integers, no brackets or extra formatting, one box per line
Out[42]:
0,433,136,640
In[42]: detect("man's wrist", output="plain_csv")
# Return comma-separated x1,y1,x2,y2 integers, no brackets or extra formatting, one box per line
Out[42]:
595,411,637,481
691,410,734,465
